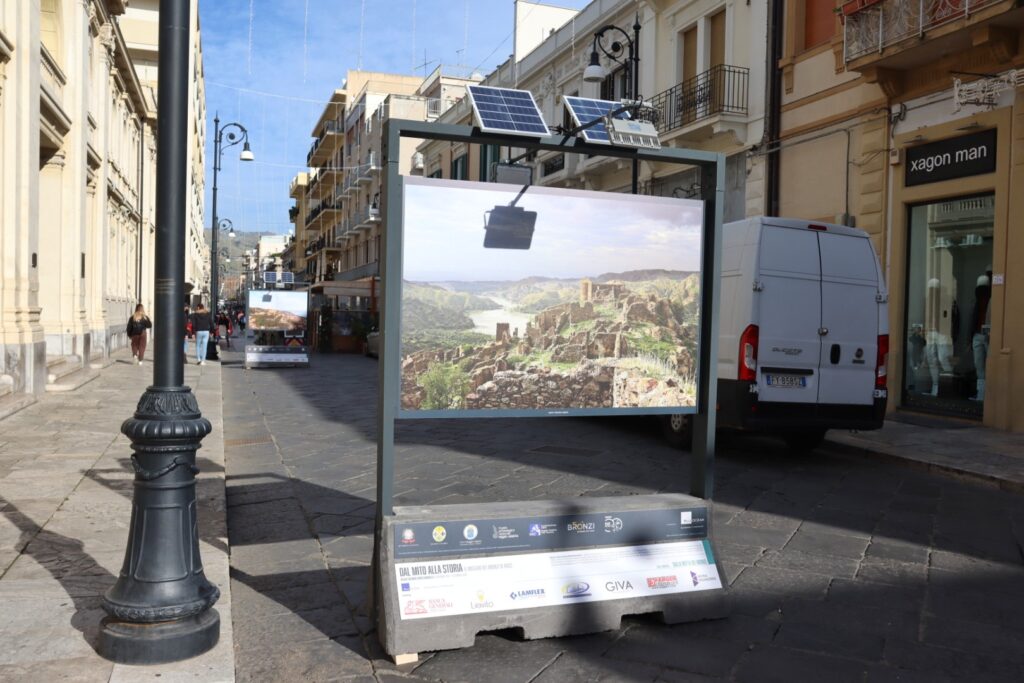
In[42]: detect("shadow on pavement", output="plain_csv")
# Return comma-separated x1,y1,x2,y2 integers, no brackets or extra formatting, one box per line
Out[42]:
0,495,112,654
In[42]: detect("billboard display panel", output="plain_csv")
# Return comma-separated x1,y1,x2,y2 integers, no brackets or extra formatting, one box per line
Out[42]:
399,176,704,417
247,290,308,333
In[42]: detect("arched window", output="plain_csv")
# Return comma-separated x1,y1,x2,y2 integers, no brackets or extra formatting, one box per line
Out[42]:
40,0,63,63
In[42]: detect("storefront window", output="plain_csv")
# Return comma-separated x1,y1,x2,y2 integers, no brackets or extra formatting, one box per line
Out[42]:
903,194,993,417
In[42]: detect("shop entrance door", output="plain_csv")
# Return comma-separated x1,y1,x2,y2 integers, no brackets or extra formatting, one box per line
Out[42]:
903,194,994,418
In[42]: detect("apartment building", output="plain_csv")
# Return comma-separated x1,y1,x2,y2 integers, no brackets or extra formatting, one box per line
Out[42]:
119,0,209,304
0,0,161,409
418,0,767,221
288,170,310,278
777,0,1024,431
291,69,480,350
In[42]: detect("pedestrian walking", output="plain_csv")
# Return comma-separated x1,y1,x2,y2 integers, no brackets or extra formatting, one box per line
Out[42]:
126,304,152,365
191,303,214,365
217,312,233,349
236,309,246,335
184,305,193,357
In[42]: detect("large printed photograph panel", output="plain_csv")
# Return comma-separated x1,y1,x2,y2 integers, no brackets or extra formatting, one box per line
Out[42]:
399,177,704,416
247,290,309,333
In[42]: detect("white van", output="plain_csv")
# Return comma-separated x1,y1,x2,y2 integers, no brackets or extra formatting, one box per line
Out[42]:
663,217,888,451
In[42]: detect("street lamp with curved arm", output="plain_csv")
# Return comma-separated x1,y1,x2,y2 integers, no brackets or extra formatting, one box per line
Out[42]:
582,12,642,101
211,117,253,317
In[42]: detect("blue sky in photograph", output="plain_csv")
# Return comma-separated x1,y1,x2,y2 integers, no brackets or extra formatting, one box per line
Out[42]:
199,0,593,236
402,178,704,282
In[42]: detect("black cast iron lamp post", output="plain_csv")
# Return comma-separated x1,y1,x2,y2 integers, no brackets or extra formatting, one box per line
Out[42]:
582,13,642,193
100,0,219,664
211,119,253,318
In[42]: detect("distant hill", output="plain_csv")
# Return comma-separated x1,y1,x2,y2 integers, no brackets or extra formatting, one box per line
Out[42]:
204,229,279,277
594,269,696,282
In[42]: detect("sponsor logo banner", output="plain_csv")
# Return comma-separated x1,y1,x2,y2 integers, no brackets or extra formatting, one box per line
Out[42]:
395,540,722,620
394,507,709,559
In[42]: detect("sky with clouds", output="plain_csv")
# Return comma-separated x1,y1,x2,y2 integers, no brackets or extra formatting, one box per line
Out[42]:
199,0,593,237
402,177,704,282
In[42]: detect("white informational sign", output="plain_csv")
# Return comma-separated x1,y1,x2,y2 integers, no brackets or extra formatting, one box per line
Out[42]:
394,540,721,620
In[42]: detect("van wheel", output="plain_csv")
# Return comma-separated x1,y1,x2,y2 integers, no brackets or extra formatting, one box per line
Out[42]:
661,414,693,449
783,429,827,453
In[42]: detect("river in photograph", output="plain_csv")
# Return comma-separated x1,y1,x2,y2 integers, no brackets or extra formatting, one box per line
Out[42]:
468,296,534,337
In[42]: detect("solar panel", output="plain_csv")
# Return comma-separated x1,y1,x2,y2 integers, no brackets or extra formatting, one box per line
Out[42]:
263,271,278,284
467,85,551,137
562,96,631,144
281,272,295,284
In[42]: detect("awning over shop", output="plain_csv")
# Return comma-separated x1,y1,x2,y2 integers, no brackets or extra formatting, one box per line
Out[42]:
310,277,377,299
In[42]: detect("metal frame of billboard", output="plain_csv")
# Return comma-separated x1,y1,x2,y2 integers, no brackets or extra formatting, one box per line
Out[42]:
374,119,724,657
378,120,722,505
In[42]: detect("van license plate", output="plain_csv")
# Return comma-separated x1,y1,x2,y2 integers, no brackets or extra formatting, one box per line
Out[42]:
765,374,806,388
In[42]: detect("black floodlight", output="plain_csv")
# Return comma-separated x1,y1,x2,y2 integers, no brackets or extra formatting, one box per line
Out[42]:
483,205,537,249
262,293,272,303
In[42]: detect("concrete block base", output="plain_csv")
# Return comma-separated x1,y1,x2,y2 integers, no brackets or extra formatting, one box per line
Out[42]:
376,494,730,657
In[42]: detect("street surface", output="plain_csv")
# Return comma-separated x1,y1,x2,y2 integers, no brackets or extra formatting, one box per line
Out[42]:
222,352,1024,682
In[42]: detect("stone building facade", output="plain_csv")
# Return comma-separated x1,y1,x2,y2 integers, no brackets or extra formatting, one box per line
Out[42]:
0,0,195,411
778,0,1024,431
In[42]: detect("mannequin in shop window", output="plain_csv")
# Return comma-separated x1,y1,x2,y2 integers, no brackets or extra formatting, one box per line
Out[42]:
970,272,992,401
924,277,955,397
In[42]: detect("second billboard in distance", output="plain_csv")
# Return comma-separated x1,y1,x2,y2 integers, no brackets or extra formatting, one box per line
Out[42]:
399,176,703,417
248,290,308,334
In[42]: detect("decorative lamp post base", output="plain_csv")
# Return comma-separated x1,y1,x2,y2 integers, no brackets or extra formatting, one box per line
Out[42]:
99,609,220,665
99,385,218,664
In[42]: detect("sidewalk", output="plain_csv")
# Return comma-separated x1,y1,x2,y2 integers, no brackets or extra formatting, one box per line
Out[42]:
0,352,233,681
827,413,1024,492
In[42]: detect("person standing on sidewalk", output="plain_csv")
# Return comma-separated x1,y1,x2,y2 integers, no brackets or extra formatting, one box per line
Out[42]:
191,304,214,365
184,305,194,358
126,304,152,365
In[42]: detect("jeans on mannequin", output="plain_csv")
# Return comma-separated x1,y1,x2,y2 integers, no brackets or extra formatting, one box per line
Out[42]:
971,332,988,401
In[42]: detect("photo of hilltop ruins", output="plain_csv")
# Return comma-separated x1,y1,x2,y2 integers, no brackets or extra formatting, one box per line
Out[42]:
248,291,308,333
399,177,704,414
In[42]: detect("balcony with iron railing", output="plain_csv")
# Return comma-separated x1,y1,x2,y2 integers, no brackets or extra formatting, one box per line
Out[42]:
305,196,343,232
352,203,381,231
307,119,342,166
304,234,342,258
650,64,750,140
358,151,379,183
333,260,379,281
842,0,1016,68
341,171,359,197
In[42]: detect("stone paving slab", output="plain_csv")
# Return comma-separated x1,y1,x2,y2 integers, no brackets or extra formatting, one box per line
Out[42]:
223,353,1024,682
0,354,233,682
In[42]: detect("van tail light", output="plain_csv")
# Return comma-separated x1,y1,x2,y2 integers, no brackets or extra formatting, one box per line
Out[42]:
875,334,889,389
739,324,759,382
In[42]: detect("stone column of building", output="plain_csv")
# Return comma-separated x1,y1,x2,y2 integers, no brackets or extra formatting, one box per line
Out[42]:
85,20,112,362
0,3,46,396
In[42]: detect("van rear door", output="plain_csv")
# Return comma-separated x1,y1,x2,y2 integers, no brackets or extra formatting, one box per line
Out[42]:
756,225,821,404
817,232,879,405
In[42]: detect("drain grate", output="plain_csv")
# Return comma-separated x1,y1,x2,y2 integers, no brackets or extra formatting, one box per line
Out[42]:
224,435,274,448
529,444,603,457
